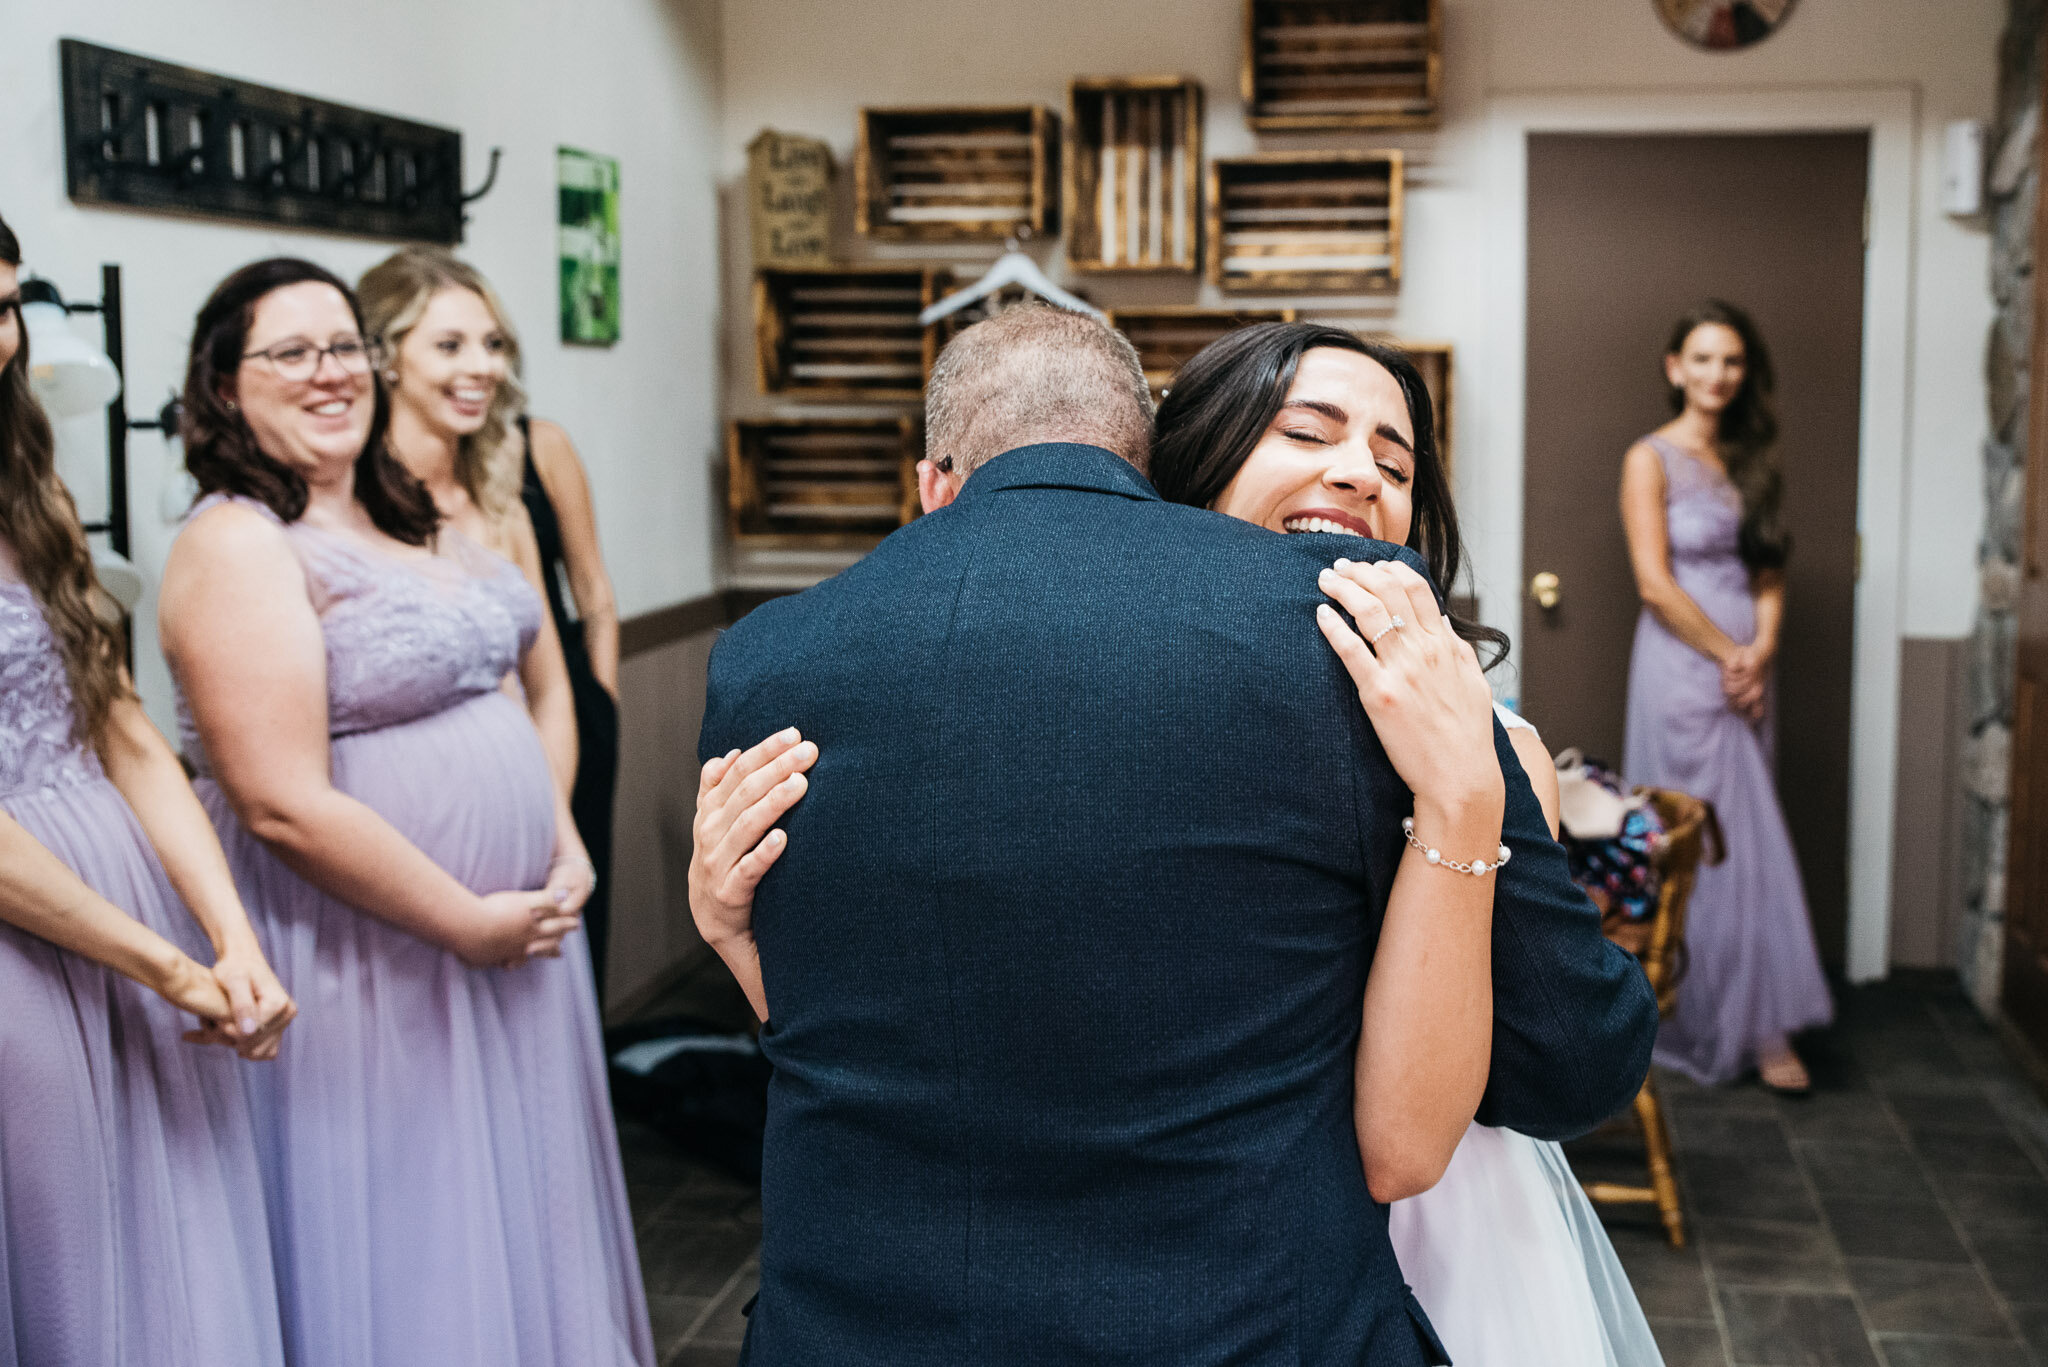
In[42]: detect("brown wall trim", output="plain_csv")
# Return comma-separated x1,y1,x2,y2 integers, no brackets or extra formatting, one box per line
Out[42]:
619,587,797,658
619,593,726,657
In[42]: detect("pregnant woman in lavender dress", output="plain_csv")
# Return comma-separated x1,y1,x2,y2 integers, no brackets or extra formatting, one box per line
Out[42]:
0,215,292,1365
159,259,653,1367
1622,302,1832,1091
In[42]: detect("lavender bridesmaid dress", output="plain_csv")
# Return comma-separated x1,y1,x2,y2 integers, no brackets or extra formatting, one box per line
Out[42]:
174,497,653,1367
0,576,284,1367
1622,435,1833,1085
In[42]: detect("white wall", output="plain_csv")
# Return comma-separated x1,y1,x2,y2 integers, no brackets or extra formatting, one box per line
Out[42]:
715,0,1999,642
1,0,725,734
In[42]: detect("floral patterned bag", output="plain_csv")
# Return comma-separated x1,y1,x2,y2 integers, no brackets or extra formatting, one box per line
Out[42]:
1553,749,1667,925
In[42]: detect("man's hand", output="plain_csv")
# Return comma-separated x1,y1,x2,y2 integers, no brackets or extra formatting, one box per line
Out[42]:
691,728,818,1021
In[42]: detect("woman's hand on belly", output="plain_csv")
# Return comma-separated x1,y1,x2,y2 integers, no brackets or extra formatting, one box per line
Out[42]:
459,889,581,969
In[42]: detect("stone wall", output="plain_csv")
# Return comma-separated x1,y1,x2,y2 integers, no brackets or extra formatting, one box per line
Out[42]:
1963,0,2044,1011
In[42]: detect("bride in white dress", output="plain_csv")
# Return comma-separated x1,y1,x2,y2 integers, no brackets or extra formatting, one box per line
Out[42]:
687,323,1662,1365
1388,701,1664,1367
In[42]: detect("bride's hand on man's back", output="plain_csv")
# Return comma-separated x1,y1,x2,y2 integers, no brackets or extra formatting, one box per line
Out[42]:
1314,558,1504,817
691,729,818,953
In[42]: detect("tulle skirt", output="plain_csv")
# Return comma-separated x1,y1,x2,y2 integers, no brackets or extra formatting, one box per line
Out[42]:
1389,1122,1664,1367
0,776,285,1367
197,691,653,1367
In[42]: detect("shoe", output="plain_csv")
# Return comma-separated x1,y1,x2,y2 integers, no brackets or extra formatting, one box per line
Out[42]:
1758,1049,1812,1097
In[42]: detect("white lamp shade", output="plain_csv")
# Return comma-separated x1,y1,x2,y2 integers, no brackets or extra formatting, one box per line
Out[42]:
91,548,144,614
22,299,122,418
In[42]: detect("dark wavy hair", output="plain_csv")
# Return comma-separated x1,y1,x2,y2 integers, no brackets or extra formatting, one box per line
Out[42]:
1150,321,1509,669
0,213,132,746
1665,300,1790,571
181,257,436,544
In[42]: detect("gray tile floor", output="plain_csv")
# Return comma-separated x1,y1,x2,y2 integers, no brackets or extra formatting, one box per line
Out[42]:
618,970,2048,1367
1572,976,2048,1367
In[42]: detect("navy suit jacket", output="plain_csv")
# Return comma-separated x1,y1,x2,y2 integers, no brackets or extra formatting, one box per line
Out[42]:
700,444,1658,1366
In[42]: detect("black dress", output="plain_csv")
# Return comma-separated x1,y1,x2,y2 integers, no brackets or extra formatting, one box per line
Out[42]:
519,417,620,1000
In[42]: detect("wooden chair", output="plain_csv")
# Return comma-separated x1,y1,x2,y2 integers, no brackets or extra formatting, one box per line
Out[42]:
1582,787,1722,1248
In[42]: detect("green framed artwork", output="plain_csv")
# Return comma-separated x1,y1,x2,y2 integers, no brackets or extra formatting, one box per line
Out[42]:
558,146,621,345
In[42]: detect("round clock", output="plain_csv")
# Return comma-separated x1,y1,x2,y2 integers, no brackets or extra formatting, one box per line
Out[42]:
1656,0,1798,50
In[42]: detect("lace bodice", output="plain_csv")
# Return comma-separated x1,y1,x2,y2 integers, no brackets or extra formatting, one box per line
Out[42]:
0,580,105,800
174,496,543,768
1646,435,1744,570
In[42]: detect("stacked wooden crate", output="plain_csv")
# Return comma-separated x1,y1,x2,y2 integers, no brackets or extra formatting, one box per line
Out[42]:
727,416,919,549
1381,338,1453,474
1243,0,1442,130
1066,77,1204,274
1106,306,1298,396
753,265,949,403
737,268,937,547
855,106,1059,241
1208,151,1403,293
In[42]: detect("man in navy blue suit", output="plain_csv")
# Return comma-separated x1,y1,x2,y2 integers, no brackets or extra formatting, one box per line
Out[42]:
697,307,1657,1365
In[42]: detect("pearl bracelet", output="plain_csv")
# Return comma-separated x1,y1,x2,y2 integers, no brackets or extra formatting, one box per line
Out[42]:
1402,817,1512,876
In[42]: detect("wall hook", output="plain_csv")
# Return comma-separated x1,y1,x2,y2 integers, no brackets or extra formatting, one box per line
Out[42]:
462,147,502,205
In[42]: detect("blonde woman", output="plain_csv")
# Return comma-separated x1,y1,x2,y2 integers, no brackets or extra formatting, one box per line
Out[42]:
517,412,621,996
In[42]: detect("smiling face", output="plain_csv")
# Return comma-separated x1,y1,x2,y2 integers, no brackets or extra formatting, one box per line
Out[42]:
1665,320,1747,418
1211,346,1417,545
0,260,20,375
387,286,508,438
231,281,373,483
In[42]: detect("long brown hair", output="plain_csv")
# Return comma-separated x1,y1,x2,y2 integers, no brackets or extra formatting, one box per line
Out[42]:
1150,322,1510,669
182,258,438,544
0,214,131,745
1666,300,1790,570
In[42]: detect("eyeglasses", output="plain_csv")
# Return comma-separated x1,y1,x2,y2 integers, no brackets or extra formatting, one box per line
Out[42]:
242,335,374,383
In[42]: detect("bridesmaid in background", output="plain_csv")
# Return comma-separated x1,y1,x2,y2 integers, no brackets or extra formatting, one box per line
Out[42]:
1620,300,1832,1092
518,410,620,1000
0,212,292,1366
160,257,652,1367
358,246,621,999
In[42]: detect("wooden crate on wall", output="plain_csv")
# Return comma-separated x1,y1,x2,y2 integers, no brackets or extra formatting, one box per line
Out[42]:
728,416,919,548
754,266,950,401
1243,0,1441,130
1107,306,1297,396
1066,77,1203,273
1378,337,1453,476
855,106,1058,241
1208,151,1403,294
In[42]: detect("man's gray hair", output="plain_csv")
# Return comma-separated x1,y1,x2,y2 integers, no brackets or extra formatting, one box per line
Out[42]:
924,303,1155,477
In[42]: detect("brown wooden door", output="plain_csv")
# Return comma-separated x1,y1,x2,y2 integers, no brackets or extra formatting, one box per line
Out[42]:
1520,132,1867,965
2002,67,2048,1066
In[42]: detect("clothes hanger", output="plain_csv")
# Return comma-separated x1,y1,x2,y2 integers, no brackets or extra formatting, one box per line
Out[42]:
917,225,1106,326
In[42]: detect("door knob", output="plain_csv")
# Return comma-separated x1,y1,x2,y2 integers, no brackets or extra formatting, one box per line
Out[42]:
1530,571,1561,610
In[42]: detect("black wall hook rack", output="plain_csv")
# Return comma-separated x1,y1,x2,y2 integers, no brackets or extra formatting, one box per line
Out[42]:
25,266,187,564
463,147,503,205
60,39,469,243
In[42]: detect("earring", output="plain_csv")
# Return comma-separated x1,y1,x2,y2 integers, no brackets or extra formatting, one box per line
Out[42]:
224,399,237,412
383,369,399,384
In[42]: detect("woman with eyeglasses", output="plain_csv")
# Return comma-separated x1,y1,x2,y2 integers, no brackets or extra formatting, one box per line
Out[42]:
159,258,653,1367
0,214,292,1364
